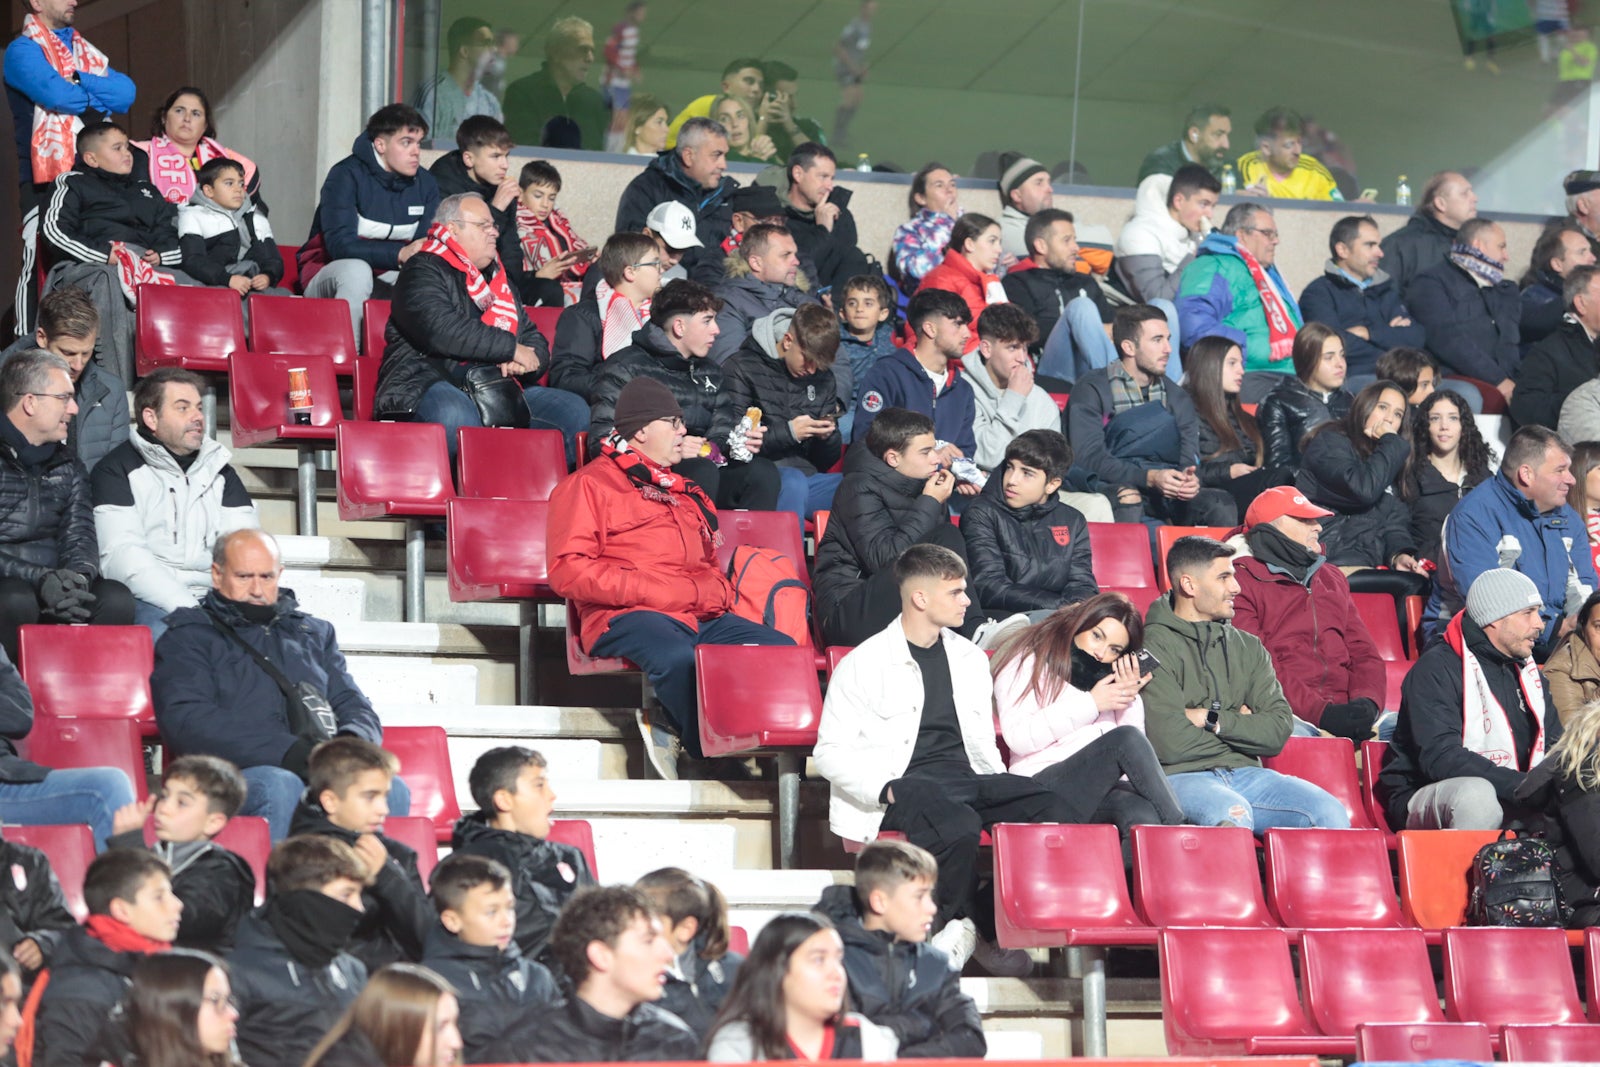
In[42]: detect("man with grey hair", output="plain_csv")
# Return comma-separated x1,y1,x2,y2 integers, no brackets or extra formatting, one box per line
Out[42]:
615,116,738,284
1408,217,1521,397
150,527,402,840
0,348,134,660
1381,170,1478,298
503,15,607,149
1512,264,1600,431
1176,201,1303,401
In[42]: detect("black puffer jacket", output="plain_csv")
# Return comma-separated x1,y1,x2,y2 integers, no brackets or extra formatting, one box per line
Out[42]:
1408,258,1522,384
427,150,542,305
374,251,550,419
0,643,50,785
814,885,986,1058
450,813,594,964
1257,376,1353,470
479,991,699,1064
1510,319,1600,431
1001,258,1114,357
0,418,97,583
229,912,367,1067
780,185,873,296
549,297,604,402
1380,211,1458,299
614,152,738,285
420,925,561,1062
1296,428,1415,568
0,837,74,965
1402,460,1489,563
1195,405,1259,486
106,832,255,953
41,159,181,265
32,926,136,1067
960,476,1094,612
720,320,842,474
588,323,737,444
814,443,947,620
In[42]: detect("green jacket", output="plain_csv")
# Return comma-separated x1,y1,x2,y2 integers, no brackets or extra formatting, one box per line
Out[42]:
1140,593,1293,774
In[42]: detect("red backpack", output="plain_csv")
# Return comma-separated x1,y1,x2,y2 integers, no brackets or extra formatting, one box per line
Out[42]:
726,545,812,646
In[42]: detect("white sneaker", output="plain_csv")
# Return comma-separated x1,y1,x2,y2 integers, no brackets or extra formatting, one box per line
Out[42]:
635,707,680,781
973,612,1032,652
972,936,1034,978
928,917,978,971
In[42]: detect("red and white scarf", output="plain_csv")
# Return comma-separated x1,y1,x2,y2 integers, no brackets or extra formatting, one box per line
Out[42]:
20,15,109,184
418,222,520,332
516,206,589,305
1444,612,1547,771
1236,243,1299,363
600,432,719,539
596,278,649,358
110,241,175,305
132,135,257,205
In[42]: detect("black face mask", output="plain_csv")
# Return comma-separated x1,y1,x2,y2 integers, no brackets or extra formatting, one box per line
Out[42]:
219,593,278,624
265,890,364,968
1070,644,1115,691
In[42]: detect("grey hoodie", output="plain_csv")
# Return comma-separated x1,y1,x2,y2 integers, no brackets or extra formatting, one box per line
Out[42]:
960,354,1067,471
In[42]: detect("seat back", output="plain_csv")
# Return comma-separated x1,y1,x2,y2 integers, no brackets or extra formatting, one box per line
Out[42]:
457,428,567,501
381,726,462,842
992,822,1149,949
696,645,821,757
1132,825,1273,928
728,926,749,955
715,511,810,588
1300,928,1442,1036
823,646,854,676
1261,736,1371,829
248,294,357,369
1351,592,1407,661
1501,1023,1600,1062
1264,827,1402,929
1587,927,1600,1022
362,299,391,357
1354,1022,1493,1062
547,819,599,880
28,717,146,800
212,816,270,905
383,815,439,890
1442,926,1585,1027
336,421,453,521
228,352,341,447
135,285,245,374
1155,526,1232,590
446,497,552,602
1397,829,1503,929
1,823,95,919
526,305,563,344
17,625,152,725
352,352,380,422
1384,659,1408,712
1158,927,1313,1055
1086,523,1156,589
1361,739,1398,840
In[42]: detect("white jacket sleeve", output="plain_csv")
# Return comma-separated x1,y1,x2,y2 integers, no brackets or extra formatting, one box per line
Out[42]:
94,503,197,612
813,653,896,810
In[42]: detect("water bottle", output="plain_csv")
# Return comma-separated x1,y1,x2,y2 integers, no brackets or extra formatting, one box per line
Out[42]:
856,153,871,172
1220,165,1237,195
1395,175,1411,207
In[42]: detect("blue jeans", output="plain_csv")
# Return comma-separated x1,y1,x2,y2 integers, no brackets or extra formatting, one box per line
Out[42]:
1039,293,1118,380
242,765,412,842
776,469,844,528
134,598,172,645
0,767,137,849
415,374,590,467
589,611,795,759
1166,765,1351,832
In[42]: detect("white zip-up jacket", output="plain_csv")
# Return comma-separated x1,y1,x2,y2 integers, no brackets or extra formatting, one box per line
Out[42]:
813,616,1005,842
90,431,257,612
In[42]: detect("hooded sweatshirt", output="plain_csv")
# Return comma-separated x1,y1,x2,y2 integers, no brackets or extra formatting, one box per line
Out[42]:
297,133,441,285
176,186,283,286
1114,178,1201,303
960,352,1065,471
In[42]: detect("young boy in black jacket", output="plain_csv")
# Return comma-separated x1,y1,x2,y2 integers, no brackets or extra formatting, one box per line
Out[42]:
450,746,593,965
286,737,433,970
813,839,986,1058
176,158,285,295
421,853,560,1061
960,429,1096,619
108,754,255,953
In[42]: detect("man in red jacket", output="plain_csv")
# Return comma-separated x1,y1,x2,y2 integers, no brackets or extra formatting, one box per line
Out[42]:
1228,485,1387,741
548,377,793,780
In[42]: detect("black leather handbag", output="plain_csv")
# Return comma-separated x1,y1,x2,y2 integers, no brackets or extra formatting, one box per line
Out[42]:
460,364,531,428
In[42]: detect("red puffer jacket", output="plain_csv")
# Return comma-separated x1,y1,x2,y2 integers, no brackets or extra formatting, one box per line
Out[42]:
916,250,1001,354
548,453,734,651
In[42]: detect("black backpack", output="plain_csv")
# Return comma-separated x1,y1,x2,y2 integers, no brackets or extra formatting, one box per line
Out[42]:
1466,831,1569,927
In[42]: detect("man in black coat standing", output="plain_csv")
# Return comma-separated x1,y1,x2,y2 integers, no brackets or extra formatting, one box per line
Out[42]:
1408,217,1522,402
1511,264,1600,430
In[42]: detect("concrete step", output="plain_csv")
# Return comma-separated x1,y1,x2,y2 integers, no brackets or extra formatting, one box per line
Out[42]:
281,569,364,623
446,735,613,785
981,1028,1044,1060
379,704,632,740
345,655,483,708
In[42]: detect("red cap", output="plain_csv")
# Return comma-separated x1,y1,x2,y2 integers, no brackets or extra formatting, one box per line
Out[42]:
1244,486,1334,529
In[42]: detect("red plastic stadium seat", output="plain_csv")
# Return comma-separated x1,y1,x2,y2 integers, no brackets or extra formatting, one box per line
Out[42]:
992,823,1155,949
1352,591,1408,661
823,646,853,676
457,427,567,501
1110,585,1160,612
17,625,154,736
383,815,439,890
564,601,635,675
1501,1023,1600,1062
696,645,821,757
381,726,461,843
211,816,270,905
1588,927,1600,1022
1,823,94,920
1132,825,1276,929
812,510,829,545
715,510,810,588
526,306,562,345
1086,522,1157,590
728,926,749,955
1300,928,1443,1039
276,243,300,293
547,819,599,880
227,352,341,448
1048,392,1069,412
1443,375,1508,415
248,293,358,373
1354,1022,1493,1062
28,717,146,801
1397,829,1503,933
1158,926,1332,1055
336,421,453,521
351,352,379,421
1442,927,1585,1031
362,299,390,357
446,497,553,601
1154,525,1232,591
135,284,245,375
1384,659,1408,712
1264,828,1402,929
1261,736,1372,829
1360,739,1398,845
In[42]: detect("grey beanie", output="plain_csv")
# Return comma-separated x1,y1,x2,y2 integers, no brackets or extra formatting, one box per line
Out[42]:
1465,567,1543,627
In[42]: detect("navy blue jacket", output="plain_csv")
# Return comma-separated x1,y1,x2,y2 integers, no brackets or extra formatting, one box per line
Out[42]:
850,346,977,459
299,134,440,284
1520,268,1566,350
3,27,135,187
420,926,560,1061
1298,265,1426,376
1407,258,1522,384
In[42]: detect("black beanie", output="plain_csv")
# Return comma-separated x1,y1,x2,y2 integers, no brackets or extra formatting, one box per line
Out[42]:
613,377,683,440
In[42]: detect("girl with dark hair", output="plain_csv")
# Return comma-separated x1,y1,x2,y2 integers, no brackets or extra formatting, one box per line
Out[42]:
890,163,961,295
1567,440,1600,549
991,593,1186,854
303,964,462,1067
636,868,744,1038
705,913,896,1061
917,213,1004,352
1184,335,1294,516
1399,389,1496,562
1545,588,1600,727
110,950,243,1067
132,87,264,209
1297,380,1430,596
1257,322,1355,469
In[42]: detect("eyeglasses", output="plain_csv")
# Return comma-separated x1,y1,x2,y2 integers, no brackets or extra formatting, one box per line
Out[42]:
657,416,685,430
458,218,499,233
27,392,73,404
202,993,240,1012
631,259,663,270
1242,227,1280,240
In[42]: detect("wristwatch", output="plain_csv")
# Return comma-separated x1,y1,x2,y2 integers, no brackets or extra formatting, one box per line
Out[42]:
1204,708,1221,734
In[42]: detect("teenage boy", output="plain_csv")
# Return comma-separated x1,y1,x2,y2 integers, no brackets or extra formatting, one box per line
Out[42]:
961,303,1058,472
287,737,432,971
813,839,986,1058
31,851,181,1067
450,746,594,963
960,429,1096,617
176,158,285,296
480,886,699,1063
108,754,255,952
852,289,978,469
550,231,664,403
229,835,370,1067
421,853,561,1061
428,116,526,297
815,408,982,647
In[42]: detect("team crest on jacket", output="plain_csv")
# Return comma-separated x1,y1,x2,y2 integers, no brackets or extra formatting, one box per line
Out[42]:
1050,526,1071,546
806,385,816,401
862,390,884,413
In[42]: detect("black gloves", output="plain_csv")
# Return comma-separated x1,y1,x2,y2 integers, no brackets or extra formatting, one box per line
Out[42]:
1320,697,1381,742
37,569,93,623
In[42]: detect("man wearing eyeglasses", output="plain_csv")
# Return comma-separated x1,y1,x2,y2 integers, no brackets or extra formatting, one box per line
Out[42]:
0,348,135,661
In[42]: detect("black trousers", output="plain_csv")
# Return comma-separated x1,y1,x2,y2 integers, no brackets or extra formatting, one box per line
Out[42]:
0,575,136,662
676,455,781,511
881,769,1074,939
1031,725,1187,865
821,523,982,647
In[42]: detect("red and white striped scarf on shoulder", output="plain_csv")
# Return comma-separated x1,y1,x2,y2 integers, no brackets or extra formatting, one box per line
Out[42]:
418,222,520,332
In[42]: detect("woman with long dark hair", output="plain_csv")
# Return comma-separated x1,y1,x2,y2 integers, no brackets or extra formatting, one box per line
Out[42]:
1256,322,1355,469
890,163,961,295
1399,388,1495,562
706,913,896,1061
132,86,264,208
636,868,744,1038
991,593,1186,853
303,964,462,1067
917,213,1005,352
1184,335,1294,516
112,950,243,1067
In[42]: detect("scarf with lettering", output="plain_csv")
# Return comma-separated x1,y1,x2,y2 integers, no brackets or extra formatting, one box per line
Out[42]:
1235,242,1300,363
20,15,109,184
109,241,176,305
596,278,650,358
600,432,719,537
418,222,520,332
134,135,258,205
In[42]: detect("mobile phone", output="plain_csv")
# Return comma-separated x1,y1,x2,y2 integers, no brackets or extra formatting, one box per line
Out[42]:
1135,648,1160,676
572,246,599,263
1359,187,1378,201
822,399,846,419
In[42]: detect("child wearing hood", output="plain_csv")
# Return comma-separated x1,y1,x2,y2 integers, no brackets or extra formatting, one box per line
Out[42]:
177,158,286,297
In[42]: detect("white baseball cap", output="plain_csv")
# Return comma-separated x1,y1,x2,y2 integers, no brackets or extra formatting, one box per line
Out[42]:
645,201,704,250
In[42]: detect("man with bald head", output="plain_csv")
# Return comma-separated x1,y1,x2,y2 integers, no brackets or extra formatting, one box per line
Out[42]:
1381,170,1478,298
151,528,406,839
1408,217,1522,399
